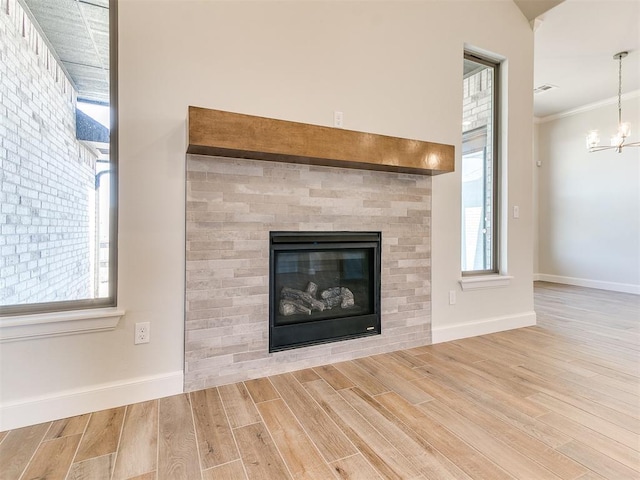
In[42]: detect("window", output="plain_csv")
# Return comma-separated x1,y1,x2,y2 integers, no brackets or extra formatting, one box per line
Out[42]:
461,52,499,275
0,0,117,315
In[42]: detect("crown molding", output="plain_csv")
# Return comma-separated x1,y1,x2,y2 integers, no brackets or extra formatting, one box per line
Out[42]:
535,90,640,124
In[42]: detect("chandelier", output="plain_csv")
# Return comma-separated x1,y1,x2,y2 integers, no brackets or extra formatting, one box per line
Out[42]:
586,51,640,153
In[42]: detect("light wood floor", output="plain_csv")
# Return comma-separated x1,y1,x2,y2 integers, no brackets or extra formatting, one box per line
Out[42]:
1,282,639,480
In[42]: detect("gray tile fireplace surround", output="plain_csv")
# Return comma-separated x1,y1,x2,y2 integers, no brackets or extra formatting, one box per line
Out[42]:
185,155,432,391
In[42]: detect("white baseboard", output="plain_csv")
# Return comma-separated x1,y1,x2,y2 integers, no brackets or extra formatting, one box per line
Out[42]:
0,371,183,431
431,311,536,344
535,274,640,295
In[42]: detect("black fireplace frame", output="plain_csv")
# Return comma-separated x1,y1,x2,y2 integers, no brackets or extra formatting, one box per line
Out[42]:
269,231,382,352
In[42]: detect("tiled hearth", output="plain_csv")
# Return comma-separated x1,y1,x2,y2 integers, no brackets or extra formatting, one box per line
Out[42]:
184,155,432,391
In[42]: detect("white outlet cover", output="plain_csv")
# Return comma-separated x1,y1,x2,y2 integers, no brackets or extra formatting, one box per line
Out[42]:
135,322,150,344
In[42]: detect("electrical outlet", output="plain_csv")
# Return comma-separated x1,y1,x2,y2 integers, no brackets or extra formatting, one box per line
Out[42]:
135,322,150,344
449,290,456,305
333,111,344,128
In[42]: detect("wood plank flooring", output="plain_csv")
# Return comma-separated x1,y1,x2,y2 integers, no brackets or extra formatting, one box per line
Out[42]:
1,282,638,479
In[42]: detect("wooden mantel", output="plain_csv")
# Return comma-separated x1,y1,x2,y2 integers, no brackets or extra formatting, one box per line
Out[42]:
187,106,454,176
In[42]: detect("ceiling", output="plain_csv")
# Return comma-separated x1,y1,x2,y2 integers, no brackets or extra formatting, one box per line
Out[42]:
532,0,640,118
20,0,640,119
22,0,109,104
513,0,565,22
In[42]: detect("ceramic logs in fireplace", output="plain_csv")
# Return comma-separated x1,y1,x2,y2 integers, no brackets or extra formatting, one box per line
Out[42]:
269,231,381,352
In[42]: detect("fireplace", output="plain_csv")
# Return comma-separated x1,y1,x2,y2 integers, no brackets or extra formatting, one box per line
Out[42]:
269,231,382,352
185,154,432,391
185,107,442,388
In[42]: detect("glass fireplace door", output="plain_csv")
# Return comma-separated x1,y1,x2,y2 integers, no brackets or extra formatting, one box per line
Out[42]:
269,232,381,351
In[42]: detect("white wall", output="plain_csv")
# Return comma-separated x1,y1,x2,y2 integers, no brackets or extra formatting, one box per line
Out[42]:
431,12,536,341
533,121,540,274
0,0,535,429
536,96,640,293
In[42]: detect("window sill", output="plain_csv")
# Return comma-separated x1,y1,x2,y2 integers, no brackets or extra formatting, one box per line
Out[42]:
459,275,513,291
0,308,125,342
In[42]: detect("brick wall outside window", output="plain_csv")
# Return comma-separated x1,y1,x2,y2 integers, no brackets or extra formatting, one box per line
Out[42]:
0,0,96,306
